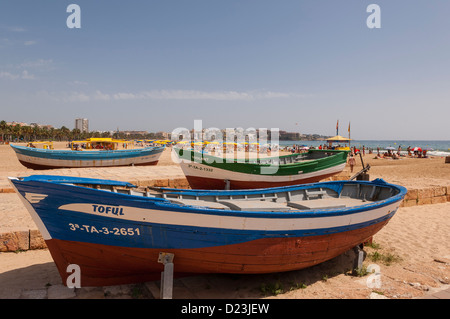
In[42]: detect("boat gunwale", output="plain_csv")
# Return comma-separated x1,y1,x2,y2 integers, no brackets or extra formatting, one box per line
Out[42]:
174,147,349,166
10,143,164,156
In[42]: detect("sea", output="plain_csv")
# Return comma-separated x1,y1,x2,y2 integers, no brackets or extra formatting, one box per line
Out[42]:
278,140,450,157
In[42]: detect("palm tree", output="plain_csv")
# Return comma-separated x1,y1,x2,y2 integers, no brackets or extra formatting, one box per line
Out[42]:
41,126,50,140
12,124,22,142
71,128,81,141
49,127,55,141
101,131,111,138
22,126,33,142
32,125,42,141
59,126,70,141
0,120,6,143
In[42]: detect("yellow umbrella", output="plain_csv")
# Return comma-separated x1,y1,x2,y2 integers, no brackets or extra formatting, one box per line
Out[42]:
326,135,351,142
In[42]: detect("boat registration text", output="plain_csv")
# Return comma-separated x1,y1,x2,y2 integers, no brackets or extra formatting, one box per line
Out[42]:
68,223,141,236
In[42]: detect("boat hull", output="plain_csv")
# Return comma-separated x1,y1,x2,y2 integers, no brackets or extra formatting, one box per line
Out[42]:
9,175,405,287
10,144,164,169
46,219,388,287
180,161,347,190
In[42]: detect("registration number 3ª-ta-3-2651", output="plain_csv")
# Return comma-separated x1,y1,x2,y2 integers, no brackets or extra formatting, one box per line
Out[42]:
68,223,141,236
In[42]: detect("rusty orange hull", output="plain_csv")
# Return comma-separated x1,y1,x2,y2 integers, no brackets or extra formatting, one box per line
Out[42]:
46,220,388,287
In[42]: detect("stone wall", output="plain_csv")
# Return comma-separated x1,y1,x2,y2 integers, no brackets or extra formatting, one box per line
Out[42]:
0,229,46,252
401,186,450,207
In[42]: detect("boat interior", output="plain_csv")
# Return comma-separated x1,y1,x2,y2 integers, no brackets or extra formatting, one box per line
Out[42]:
77,181,399,212
177,148,347,166
258,150,346,166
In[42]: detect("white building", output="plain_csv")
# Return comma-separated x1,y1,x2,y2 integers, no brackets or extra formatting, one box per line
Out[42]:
75,118,89,133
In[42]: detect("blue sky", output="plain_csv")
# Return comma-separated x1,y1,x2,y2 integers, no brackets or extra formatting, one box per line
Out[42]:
1,1,449,140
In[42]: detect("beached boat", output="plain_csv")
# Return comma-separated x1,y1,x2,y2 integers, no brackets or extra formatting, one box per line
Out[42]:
10,143,165,169
174,148,349,189
9,175,406,287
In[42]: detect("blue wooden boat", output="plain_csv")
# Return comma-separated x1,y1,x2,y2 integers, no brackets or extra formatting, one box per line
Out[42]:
9,175,406,287
10,144,165,169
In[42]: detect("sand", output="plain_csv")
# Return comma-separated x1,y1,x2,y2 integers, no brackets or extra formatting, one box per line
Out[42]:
0,142,449,299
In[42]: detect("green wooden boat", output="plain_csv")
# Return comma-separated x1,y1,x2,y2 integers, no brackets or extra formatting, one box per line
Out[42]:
174,148,349,189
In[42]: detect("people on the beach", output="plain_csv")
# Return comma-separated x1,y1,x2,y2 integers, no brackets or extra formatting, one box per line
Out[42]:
348,154,356,173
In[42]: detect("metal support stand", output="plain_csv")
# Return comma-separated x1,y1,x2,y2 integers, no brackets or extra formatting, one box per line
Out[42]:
158,252,174,299
352,244,365,275
350,151,371,181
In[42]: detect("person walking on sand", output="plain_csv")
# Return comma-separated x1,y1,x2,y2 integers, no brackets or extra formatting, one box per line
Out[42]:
348,154,356,173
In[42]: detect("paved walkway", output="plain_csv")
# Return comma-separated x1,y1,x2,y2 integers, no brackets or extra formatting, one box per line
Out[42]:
415,286,450,299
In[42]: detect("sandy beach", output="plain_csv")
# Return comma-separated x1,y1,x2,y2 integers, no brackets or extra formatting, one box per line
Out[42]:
0,143,449,299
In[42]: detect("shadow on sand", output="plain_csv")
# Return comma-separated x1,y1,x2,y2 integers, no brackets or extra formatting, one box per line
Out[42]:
0,248,360,299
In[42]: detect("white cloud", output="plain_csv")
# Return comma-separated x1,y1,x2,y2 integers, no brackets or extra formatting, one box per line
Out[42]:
19,59,53,69
0,71,19,80
110,89,299,101
21,70,35,79
65,92,91,103
69,80,89,86
8,26,26,32
35,89,304,103
93,90,111,101
0,70,35,80
24,40,37,46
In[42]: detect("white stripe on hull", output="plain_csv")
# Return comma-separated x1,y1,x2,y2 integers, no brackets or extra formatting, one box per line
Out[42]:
59,201,399,232
179,162,346,183
15,152,162,168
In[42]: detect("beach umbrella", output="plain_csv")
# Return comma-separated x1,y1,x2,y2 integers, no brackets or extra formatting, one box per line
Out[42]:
413,147,422,151
326,135,351,142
